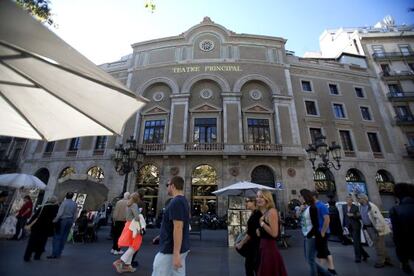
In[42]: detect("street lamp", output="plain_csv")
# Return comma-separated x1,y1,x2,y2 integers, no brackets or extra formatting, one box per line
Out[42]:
305,135,341,171
113,136,145,195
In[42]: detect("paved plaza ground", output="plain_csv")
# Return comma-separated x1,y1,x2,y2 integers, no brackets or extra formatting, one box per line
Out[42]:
0,226,409,276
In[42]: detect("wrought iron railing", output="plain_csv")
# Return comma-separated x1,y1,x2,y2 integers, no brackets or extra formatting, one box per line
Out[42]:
243,143,282,152
139,143,166,152
387,92,414,99
373,52,414,59
185,143,224,151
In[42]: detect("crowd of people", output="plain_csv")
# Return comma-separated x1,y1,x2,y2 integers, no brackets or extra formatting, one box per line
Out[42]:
2,179,414,276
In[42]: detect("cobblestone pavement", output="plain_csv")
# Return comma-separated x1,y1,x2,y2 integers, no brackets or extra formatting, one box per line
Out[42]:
0,226,409,276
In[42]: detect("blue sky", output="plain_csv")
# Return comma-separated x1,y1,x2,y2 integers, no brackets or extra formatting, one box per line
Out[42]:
50,0,414,64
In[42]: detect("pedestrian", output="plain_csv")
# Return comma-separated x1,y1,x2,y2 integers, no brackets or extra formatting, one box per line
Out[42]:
131,189,147,268
342,194,369,263
47,192,77,259
0,191,9,224
12,195,33,240
357,193,392,268
113,192,143,273
299,189,331,276
313,192,337,275
389,183,414,274
235,197,262,276
255,190,287,276
111,192,130,255
152,176,190,276
23,196,59,261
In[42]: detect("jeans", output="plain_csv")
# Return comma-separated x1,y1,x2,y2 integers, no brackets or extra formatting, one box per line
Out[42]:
304,237,331,276
112,221,125,251
52,218,73,257
13,217,28,239
152,251,189,276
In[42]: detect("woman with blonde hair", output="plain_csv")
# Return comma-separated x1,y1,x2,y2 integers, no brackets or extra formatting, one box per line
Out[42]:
256,190,287,276
113,192,143,273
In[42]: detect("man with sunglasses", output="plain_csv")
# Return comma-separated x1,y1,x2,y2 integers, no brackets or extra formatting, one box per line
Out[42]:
152,176,190,276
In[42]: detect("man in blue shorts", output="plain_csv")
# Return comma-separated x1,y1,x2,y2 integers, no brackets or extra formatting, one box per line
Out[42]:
152,176,190,276
313,191,338,275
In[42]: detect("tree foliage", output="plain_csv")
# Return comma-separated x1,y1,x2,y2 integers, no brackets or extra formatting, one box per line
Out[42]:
16,0,54,26
192,165,217,186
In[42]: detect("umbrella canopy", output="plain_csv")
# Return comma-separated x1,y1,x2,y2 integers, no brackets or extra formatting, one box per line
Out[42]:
0,173,46,190
56,174,108,210
0,1,148,141
212,181,276,197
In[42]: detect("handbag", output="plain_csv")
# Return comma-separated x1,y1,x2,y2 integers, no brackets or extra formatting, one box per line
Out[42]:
24,206,44,233
235,232,249,257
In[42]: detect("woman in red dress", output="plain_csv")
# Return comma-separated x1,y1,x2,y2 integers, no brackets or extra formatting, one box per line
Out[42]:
256,190,288,276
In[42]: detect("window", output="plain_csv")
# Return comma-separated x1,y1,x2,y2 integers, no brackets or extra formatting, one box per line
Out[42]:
305,100,318,116
68,137,80,151
247,119,270,144
355,87,364,98
194,118,217,143
333,103,346,118
395,106,412,119
339,130,354,151
399,45,411,56
309,128,322,144
372,45,385,57
95,136,107,150
380,64,391,76
328,84,339,95
353,39,360,54
367,132,382,153
44,142,55,153
87,166,104,181
388,84,402,95
143,120,165,144
301,80,312,92
407,133,414,146
360,107,372,121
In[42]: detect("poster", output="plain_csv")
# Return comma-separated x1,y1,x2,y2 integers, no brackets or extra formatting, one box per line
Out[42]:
347,182,368,196
228,196,244,210
228,210,240,226
228,225,242,247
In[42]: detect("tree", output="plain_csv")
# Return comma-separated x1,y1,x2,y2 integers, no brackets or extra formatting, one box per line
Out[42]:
144,0,156,13
15,0,54,26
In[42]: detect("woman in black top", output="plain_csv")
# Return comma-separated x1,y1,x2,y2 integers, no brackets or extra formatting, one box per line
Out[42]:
236,198,262,276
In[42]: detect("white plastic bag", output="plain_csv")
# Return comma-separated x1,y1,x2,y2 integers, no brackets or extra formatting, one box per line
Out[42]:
0,215,17,237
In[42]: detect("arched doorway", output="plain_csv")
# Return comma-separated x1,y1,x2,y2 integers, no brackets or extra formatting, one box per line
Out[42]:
346,169,368,196
251,165,274,187
34,168,50,206
59,167,76,179
86,166,105,182
191,165,217,215
136,164,160,222
313,168,337,202
376,170,395,210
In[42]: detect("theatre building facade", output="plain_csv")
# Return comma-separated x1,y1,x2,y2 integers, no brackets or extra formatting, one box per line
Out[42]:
17,17,412,215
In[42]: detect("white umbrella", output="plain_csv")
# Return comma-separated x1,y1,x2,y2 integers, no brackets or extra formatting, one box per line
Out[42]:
0,173,46,190
0,1,148,141
212,181,276,197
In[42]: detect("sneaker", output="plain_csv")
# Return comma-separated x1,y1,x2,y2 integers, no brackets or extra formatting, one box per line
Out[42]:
116,250,124,255
112,260,123,274
123,265,136,273
374,263,385,268
328,269,338,275
110,249,115,254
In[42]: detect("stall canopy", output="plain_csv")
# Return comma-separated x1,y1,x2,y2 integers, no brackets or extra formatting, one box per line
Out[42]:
213,181,276,197
0,173,46,190
0,1,148,141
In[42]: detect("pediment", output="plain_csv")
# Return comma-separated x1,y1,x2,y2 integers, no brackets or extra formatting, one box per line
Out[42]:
243,104,272,113
141,105,169,115
190,103,222,113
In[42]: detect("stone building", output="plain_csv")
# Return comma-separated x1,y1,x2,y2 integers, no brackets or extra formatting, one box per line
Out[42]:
15,17,412,216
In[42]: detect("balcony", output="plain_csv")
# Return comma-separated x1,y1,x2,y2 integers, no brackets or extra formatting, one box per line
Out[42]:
66,150,78,157
373,152,384,159
140,143,166,152
406,145,414,157
344,150,356,157
0,158,18,173
380,70,414,81
243,143,282,152
185,143,224,152
93,149,105,156
373,51,414,61
395,114,414,125
387,92,414,102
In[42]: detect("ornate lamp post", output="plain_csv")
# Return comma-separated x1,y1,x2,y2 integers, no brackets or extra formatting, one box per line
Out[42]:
113,136,145,195
305,135,341,171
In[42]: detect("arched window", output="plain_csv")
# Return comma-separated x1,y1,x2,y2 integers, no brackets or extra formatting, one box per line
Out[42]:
59,167,76,179
376,170,395,194
34,168,50,206
251,165,274,187
87,166,104,181
313,168,336,194
191,165,217,215
346,169,367,195
136,164,160,218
